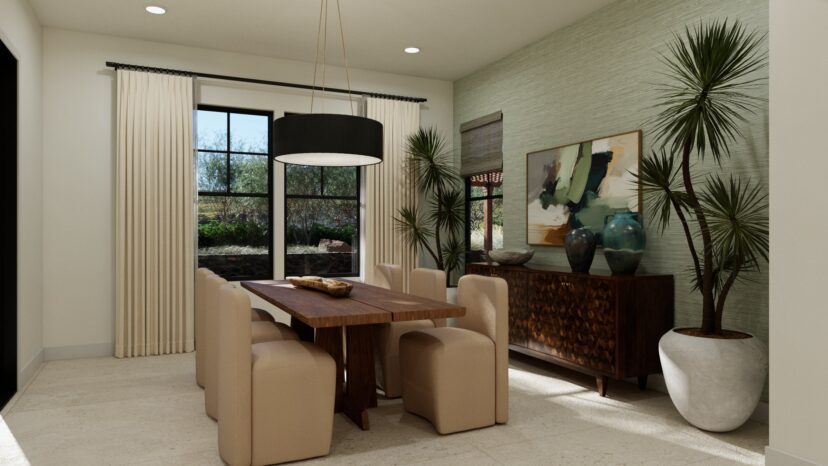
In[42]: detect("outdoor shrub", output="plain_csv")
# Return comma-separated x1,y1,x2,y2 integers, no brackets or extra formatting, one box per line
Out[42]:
198,220,268,248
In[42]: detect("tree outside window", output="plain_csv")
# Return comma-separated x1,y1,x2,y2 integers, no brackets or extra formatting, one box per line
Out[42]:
466,171,503,262
285,165,360,277
196,107,273,280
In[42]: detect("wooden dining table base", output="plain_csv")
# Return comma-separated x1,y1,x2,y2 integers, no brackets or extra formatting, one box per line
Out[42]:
291,317,376,430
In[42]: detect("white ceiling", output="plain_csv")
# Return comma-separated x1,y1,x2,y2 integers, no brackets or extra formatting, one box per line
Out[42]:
29,0,617,81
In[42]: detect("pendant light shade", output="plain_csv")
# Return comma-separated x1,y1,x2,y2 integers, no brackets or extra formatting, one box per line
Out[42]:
271,0,385,166
273,113,383,166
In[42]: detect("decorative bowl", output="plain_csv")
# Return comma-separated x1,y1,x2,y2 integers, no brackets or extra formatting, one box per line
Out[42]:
287,276,353,297
487,248,534,266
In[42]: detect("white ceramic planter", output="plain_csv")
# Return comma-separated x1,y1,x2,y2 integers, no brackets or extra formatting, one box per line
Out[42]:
658,329,767,432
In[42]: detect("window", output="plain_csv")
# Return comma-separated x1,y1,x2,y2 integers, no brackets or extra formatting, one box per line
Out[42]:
285,165,360,277
465,171,503,262
196,106,273,280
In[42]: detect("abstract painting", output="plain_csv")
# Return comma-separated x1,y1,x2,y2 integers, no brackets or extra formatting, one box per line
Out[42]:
526,130,641,246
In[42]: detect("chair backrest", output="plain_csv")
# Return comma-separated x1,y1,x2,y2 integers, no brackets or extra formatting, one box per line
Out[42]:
456,274,509,424
409,268,446,302
410,268,447,326
195,268,213,384
217,284,253,466
204,273,228,419
374,263,403,292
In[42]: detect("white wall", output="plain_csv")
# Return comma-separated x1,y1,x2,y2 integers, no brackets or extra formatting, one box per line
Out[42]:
0,0,44,388
767,1,828,465
41,28,453,357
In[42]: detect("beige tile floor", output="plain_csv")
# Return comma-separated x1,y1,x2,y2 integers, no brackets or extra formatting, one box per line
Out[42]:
0,352,767,466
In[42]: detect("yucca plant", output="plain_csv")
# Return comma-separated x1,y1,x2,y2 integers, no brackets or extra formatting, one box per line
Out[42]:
639,20,768,335
394,128,464,284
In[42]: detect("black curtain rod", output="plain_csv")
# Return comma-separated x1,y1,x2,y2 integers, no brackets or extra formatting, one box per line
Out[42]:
105,61,428,103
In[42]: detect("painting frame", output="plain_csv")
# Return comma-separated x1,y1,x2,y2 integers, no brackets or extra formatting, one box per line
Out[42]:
525,129,643,247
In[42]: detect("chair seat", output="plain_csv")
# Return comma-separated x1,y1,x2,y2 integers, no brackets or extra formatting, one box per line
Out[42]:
251,321,298,344
400,327,495,434
250,307,275,322
250,340,335,465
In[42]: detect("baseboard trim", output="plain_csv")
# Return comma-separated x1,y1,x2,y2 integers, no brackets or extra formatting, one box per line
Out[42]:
17,347,44,390
44,342,113,361
627,374,769,424
765,446,823,466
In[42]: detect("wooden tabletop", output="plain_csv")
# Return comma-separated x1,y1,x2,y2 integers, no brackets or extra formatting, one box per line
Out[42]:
241,280,465,328
241,281,390,328
344,280,464,322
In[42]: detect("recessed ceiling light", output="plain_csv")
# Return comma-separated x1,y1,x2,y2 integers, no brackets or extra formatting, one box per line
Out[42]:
404,47,420,54
145,5,166,15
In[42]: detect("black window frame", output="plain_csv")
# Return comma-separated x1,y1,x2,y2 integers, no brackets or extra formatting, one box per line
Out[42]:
196,104,275,281
283,163,361,279
465,171,504,262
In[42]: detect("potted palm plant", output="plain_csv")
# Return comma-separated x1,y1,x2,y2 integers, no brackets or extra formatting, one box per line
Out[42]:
395,128,465,286
639,20,768,432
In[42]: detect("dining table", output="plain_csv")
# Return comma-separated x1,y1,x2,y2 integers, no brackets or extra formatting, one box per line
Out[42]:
240,279,466,431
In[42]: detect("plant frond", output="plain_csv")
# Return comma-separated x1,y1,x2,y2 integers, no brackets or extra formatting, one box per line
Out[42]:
428,188,465,237
688,252,761,299
442,236,465,274
393,206,433,251
700,175,769,269
633,149,691,233
406,127,461,194
650,20,767,162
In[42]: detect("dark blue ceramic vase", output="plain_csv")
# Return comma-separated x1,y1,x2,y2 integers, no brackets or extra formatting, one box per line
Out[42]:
564,227,596,273
602,212,646,275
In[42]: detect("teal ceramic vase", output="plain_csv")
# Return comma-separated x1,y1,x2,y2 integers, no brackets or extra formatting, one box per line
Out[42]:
602,212,645,275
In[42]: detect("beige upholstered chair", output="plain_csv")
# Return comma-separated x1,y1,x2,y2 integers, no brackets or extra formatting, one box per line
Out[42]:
217,284,336,466
399,274,509,434
409,267,449,327
203,274,299,420
374,263,403,292
196,268,276,388
195,268,213,388
375,267,446,398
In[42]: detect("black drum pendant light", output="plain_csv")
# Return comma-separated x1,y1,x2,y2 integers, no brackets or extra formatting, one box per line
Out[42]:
273,0,383,166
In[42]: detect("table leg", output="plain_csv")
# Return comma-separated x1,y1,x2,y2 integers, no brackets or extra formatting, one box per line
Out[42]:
315,327,344,412
290,316,314,342
343,324,376,430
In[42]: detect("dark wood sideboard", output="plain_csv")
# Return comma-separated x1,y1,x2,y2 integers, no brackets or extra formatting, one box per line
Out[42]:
466,263,674,396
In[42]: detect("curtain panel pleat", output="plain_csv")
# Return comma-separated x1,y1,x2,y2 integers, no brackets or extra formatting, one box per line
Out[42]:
364,98,421,291
115,70,195,358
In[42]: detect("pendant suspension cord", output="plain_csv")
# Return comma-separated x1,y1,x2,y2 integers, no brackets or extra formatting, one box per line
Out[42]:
336,0,355,115
320,0,328,113
310,0,325,113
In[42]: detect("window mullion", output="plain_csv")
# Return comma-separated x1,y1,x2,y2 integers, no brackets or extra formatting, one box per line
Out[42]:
225,111,231,194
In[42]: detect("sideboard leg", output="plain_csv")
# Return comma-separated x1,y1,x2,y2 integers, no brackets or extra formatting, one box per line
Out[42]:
596,375,608,397
637,375,648,391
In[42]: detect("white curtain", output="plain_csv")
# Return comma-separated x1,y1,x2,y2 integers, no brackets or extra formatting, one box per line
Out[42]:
364,98,421,291
115,69,195,358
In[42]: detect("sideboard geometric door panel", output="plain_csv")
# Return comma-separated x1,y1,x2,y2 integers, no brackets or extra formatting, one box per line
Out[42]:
467,263,674,396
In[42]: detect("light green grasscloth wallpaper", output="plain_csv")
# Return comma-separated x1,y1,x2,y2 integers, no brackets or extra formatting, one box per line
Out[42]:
454,0,769,344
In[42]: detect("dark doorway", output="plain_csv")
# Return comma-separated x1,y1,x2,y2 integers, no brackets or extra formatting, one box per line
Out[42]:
0,38,18,411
